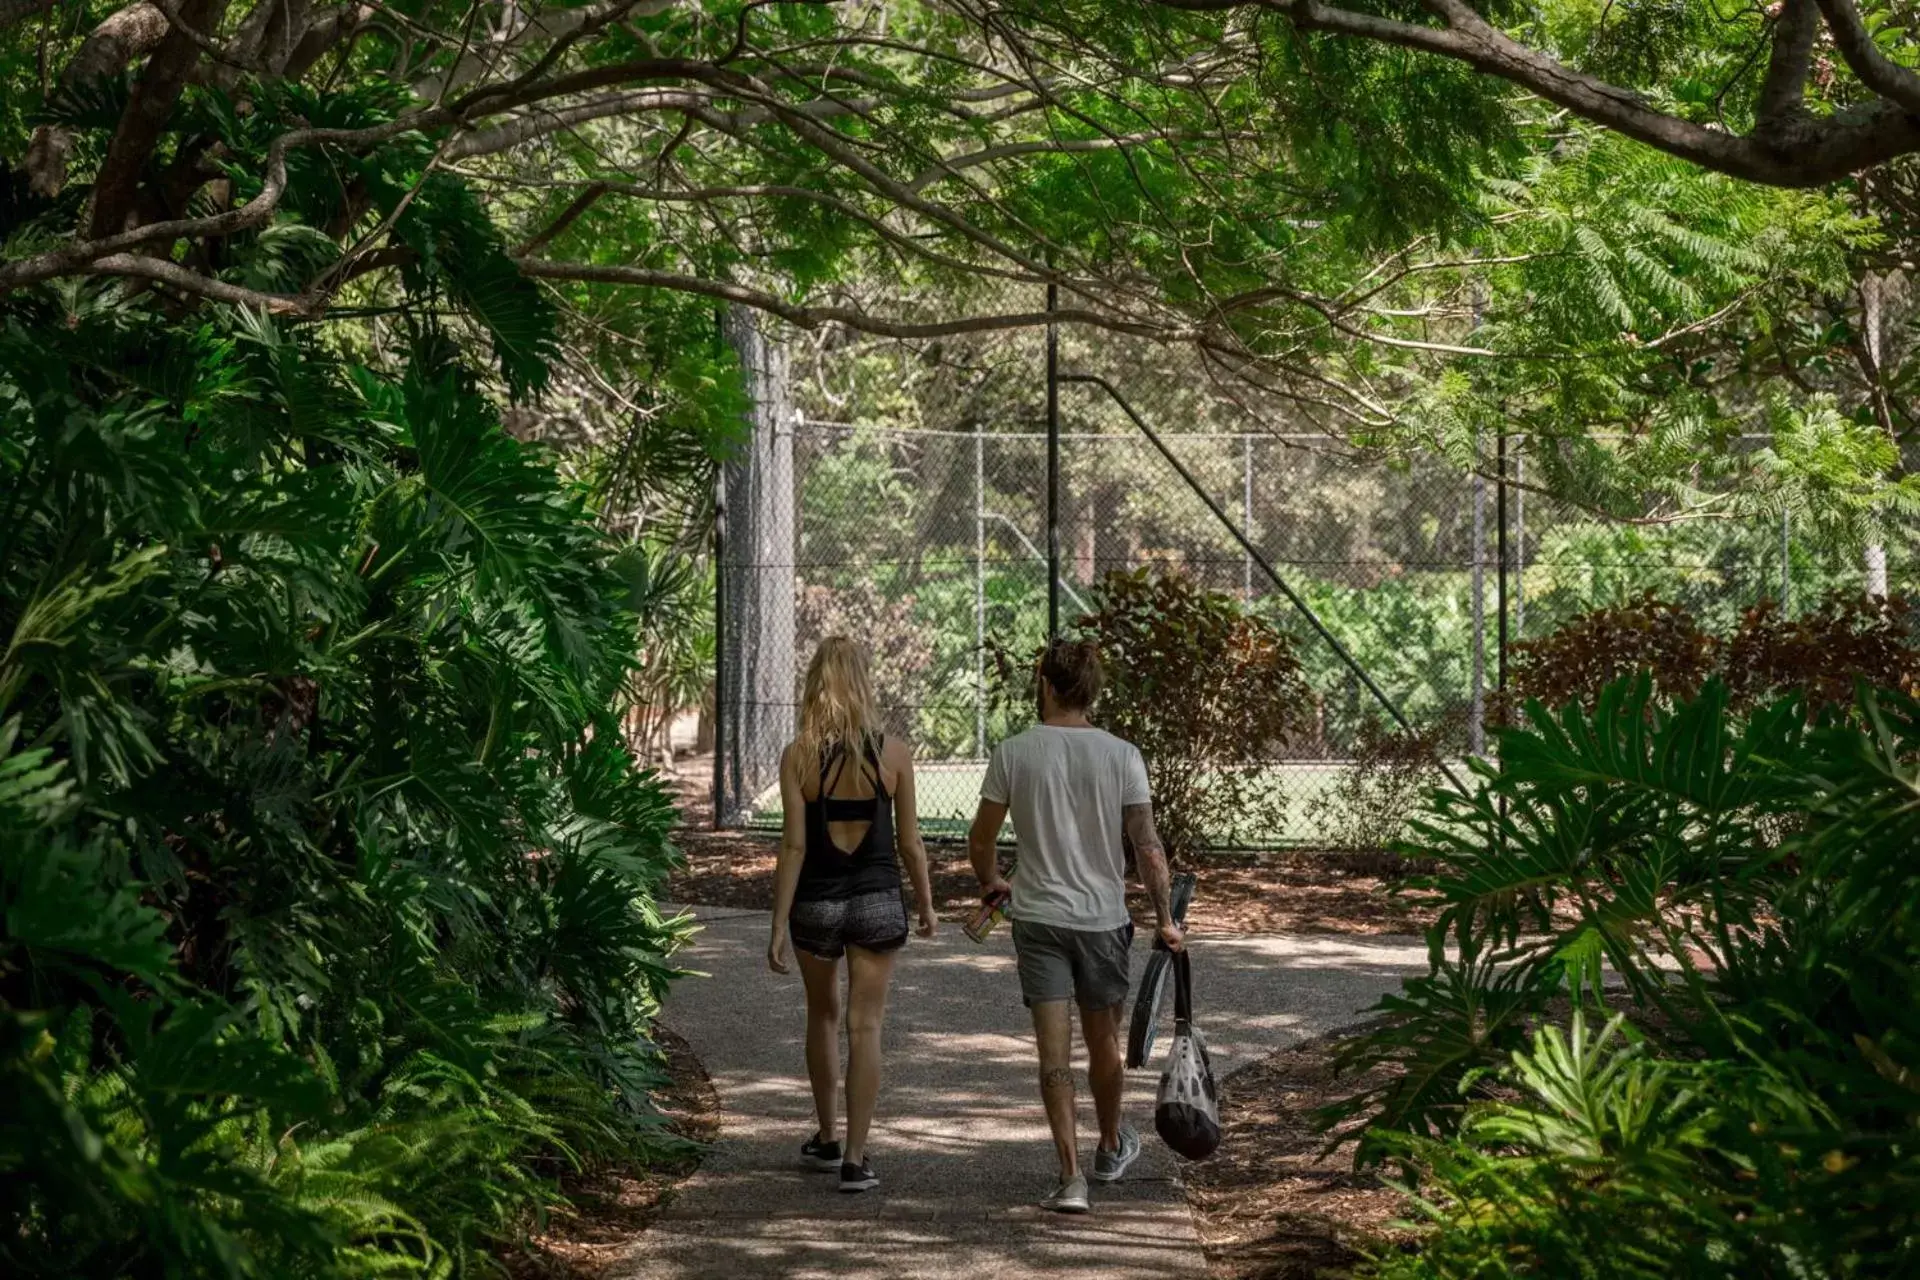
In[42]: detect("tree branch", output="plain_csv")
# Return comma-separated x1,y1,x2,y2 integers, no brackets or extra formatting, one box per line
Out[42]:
1220,284,1499,354
669,62,1069,288
443,88,727,159
411,0,676,100
1813,0,1920,113
90,0,232,237
282,3,370,78
25,1,172,196
905,130,1253,193
0,114,439,293
1154,0,1920,185
515,182,609,256
518,259,1178,341
467,173,1044,285
85,254,320,314
1757,0,1820,126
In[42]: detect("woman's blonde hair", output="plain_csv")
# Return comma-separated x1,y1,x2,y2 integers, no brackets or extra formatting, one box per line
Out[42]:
799,637,880,767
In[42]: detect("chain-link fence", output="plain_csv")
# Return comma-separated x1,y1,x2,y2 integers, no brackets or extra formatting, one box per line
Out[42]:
714,295,1876,848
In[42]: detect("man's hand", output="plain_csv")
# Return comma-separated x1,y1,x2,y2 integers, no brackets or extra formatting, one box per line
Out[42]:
1158,920,1186,952
916,900,938,939
979,875,1012,903
767,927,791,974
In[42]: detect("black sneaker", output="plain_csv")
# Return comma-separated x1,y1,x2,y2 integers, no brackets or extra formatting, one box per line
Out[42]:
800,1134,841,1172
839,1159,879,1193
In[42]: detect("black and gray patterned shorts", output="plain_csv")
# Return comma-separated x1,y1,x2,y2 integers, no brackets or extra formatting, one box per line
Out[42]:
789,889,910,960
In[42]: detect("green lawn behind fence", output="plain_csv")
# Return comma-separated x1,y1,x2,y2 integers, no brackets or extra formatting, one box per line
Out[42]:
745,760,1461,848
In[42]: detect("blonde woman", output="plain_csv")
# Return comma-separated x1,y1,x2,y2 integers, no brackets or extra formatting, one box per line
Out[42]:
768,637,936,1194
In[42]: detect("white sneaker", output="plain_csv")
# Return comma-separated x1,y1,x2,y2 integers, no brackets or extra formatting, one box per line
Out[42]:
1091,1125,1141,1183
1041,1172,1090,1213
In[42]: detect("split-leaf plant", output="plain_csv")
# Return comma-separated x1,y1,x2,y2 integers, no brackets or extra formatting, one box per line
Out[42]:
1327,675,1920,1277
0,292,688,1276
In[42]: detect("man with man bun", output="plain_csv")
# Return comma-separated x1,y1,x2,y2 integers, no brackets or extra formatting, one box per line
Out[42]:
966,637,1183,1214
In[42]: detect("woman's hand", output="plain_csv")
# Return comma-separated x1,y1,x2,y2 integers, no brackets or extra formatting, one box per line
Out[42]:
767,927,791,974
915,901,938,939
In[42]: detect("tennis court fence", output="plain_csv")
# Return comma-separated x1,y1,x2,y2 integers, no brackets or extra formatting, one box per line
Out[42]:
712,297,1861,849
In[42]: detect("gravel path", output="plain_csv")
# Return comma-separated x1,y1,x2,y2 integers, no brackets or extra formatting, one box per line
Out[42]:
615,906,1428,1280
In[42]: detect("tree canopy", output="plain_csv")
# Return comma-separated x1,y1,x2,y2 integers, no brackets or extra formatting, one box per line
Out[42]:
1150,0,1920,187
1,0,1913,518
4,1,1918,1270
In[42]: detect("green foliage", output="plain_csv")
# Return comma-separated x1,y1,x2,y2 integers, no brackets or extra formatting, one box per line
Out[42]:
618,539,716,765
0,294,688,1276
1285,572,1482,755
396,174,561,402
1332,678,1920,1276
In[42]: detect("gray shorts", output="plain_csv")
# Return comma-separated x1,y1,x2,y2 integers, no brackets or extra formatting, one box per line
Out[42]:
1011,920,1134,1010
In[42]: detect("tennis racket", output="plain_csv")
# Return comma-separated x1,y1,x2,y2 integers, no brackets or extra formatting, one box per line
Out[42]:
1126,870,1196,1069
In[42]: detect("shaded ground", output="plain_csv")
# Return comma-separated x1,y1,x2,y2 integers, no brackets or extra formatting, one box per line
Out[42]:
1183,1027,1412,1279
615,907,1430,1279
645,754,1434,1277
666,756,1440,937
502,1027,721,1280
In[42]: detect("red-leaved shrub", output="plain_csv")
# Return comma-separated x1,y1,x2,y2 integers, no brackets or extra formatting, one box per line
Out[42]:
1506,592,1920,720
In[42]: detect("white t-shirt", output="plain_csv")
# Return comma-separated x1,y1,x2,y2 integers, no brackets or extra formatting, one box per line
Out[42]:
980,724,1151,931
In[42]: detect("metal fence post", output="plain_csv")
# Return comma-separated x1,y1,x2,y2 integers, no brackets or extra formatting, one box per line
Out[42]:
1046,280,1060,638
1497,429,1509,705
1243,434,1254,600
1781,509,1792,613
1515,450,1526,638
711,464,728,830
975,422,987,758
1470,434,1487,758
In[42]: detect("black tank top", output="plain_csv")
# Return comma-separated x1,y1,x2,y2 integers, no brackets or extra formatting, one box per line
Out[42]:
796,736,901,901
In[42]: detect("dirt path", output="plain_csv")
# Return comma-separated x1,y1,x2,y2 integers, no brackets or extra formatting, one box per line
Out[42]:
610,905,1429,1280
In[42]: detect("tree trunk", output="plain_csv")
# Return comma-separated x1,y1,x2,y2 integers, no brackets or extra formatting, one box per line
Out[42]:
1863,271,1890,597
716,305,796,822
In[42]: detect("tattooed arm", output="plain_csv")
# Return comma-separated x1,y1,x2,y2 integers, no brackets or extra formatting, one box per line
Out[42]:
1124,802,1184,951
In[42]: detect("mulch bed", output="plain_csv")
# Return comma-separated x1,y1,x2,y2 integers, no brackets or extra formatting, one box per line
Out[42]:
1183,1025,1415,1279
664,756,1440,938
500,1025,721,1280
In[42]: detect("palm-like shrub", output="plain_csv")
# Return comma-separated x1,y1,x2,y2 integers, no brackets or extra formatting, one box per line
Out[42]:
0,301,686,1276
1331,679,1920,1276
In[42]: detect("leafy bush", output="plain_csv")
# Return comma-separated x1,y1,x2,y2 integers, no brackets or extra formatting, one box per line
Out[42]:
621,542,715,769
1506,592,1920,719
1303,712,1463,856
995,569,1315,860
1329,678,1920,1277
1364,1012,1917,1279
0,303,686,1276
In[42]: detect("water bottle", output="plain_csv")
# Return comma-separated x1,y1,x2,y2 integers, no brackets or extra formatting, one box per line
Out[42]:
964,886,1012,943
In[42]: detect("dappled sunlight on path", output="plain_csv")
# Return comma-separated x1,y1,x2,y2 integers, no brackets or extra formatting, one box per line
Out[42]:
616,906,1426,1279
